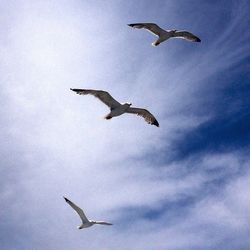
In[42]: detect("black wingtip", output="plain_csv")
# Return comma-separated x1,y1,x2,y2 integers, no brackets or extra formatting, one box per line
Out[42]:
127,23,134,27
196,38,201,42
63,196,69,202
70,88,82,94
153,120,160,127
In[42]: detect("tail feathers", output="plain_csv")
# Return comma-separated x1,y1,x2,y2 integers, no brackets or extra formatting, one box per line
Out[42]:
105,114,112,120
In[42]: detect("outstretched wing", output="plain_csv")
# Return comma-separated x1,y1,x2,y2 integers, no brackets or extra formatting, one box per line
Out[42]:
64,197,89,223
128,23,165,37
126,107,159,127
95,221,113,225
172,30,201,42
70,89,121,110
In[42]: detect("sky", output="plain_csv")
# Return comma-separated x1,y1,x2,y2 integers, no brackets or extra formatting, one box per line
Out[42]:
0,0,250,249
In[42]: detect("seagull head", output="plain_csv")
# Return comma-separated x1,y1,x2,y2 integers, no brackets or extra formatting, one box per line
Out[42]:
125,102,132,106
77,225,83,229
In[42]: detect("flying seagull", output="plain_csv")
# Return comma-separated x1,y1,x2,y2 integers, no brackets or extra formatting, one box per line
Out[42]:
128,23,201,46
64,197,113,229
70,88,159,127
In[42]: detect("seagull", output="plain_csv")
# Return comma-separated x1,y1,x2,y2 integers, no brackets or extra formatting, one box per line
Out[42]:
128,23,201,46
70,88,159,127
64,197,113,229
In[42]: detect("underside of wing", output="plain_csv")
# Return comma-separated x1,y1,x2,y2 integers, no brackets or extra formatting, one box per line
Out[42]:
172,31,201,42
95,221,113,225
126,107,159,127
70,89,121,110
64,197,89,223
128,23,164,37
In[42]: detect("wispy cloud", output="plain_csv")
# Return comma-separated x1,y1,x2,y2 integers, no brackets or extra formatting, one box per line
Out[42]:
0,0,249,249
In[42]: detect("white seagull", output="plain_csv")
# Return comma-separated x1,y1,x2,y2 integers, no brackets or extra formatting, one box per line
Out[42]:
128,23,201,46
70,88,159,127
64,197,113,229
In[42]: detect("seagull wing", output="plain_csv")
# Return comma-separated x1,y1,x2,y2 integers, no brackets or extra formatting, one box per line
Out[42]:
128,23,165,37
126,107,159,127
172,30,201,42
95,221,113,225
70,89,121,110
64,197,89,223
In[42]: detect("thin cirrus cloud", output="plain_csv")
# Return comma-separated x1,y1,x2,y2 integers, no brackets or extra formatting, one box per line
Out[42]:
0,0,249,249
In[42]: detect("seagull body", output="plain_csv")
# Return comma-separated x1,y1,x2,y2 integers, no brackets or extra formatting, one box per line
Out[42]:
108,103,132,119
64,197,113,229
70,88,159,127
128,23,201,46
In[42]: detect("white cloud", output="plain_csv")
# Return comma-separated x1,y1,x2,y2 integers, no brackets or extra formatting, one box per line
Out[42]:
0,0,249,249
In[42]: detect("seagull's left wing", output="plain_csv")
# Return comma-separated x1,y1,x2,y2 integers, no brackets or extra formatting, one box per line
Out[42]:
64,197,89,223
70,89,121,110
128,23,165,37
126,107,159,127
172,30,201,42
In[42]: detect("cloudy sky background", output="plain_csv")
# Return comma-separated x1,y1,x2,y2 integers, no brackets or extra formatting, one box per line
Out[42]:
0,0,250,249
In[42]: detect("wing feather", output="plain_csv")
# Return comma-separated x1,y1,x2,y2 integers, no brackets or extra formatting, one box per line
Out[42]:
64,197,89,223
70,89,121,110
172,31,201,42
126,107,159,127
128,23,165,37
95,221,113,225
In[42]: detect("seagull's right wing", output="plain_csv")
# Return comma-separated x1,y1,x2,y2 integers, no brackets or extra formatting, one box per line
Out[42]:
70,89,121,110
95,221,113,225
126,107,159,127
172,30,201,42
128,23,165,37
64,197,89,223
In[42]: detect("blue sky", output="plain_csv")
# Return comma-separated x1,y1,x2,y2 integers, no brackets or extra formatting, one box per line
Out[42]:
0,0,249,249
